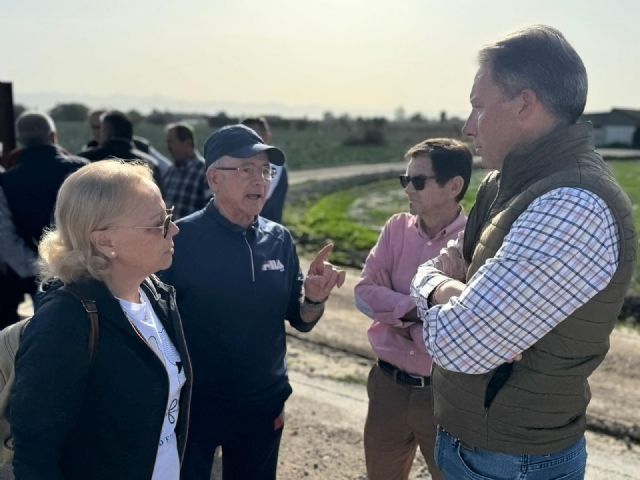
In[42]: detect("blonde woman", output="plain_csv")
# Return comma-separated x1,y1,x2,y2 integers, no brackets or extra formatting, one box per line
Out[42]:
11,160,191,480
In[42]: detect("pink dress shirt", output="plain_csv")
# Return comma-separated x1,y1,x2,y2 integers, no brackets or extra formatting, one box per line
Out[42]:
354,212,466,376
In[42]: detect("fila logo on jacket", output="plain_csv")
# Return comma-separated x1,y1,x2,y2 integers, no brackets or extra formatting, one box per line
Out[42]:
262,259,285,272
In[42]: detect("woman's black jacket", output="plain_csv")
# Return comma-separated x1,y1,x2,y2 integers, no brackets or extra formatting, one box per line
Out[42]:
10,275,192,480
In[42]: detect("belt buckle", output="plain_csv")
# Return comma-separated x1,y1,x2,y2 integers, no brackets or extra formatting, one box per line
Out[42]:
383,360,425,388
406,372,425,388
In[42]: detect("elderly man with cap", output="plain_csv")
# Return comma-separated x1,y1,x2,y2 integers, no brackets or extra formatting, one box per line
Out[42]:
161,124,345,480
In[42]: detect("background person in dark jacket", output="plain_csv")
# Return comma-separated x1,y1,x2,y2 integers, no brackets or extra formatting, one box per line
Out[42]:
81,109,172,175
79,110,165,193
11,160,191,480
0,111,86,326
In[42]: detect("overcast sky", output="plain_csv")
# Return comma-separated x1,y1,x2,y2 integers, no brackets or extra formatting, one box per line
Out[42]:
2,0,638,118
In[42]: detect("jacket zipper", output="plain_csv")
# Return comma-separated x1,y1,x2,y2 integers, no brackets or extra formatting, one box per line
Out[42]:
243,232,256,282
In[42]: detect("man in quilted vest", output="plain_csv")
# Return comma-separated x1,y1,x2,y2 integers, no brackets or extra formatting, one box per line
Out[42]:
411,25,637,479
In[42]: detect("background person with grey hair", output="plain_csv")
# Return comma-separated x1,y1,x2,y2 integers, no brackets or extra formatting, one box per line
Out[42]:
411,25,636,479
0,111,86,326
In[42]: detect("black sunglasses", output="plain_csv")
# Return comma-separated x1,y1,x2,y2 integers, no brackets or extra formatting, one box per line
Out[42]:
399,174,438,191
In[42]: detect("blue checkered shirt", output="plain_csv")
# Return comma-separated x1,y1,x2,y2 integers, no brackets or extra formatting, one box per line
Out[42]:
163,153,211,220
411,187,620,374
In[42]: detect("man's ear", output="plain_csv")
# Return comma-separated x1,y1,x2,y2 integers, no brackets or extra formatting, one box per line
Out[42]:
447,176,464,200
90,230,116,258
206,168,219,194
517,88,538,121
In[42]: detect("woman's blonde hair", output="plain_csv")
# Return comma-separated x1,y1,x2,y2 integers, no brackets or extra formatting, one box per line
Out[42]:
39,160,155,284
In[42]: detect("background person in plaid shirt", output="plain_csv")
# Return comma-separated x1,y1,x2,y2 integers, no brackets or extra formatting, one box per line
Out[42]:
164,123,211,219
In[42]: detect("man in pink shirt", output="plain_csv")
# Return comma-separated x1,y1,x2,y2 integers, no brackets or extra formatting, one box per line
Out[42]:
355,138,472,480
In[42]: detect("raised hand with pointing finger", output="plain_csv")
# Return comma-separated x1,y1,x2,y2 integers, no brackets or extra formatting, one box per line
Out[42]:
301,243,346,322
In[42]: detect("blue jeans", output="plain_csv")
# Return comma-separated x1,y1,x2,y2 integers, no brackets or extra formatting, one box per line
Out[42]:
435,428,587,479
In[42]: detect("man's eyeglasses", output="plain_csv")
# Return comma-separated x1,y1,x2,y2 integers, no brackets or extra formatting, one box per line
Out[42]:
215,165,277,181
399,175,438,191
102,207,174,238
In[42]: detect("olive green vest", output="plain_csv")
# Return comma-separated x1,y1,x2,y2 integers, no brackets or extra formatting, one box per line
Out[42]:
433,123,637,454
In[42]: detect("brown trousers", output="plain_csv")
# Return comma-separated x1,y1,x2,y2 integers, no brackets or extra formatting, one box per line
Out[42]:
364,364,443,480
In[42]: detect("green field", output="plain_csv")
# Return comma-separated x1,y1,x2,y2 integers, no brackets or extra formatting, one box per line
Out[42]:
611,162,640,235
55,120,464,170
286,161,640,295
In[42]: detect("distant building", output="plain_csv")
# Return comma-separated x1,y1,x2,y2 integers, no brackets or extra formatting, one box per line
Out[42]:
581,108,640,148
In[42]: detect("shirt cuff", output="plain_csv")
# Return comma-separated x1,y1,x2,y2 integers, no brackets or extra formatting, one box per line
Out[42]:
391,296,417,322
410,266,451,312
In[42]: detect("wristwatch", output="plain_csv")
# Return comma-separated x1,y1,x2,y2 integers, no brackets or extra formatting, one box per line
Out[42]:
303,296,326,310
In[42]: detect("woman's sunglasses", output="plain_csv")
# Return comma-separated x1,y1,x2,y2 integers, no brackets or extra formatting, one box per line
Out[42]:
101,206,174,238
398,175,437,191
154,207,175,238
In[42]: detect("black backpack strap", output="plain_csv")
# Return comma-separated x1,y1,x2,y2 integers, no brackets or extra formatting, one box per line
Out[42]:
63,285,99,360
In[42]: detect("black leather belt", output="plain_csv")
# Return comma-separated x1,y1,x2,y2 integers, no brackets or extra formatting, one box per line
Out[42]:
378,359,431,388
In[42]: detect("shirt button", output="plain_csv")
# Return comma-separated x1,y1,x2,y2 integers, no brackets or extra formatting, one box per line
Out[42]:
409,350,415,356
427,242,432,246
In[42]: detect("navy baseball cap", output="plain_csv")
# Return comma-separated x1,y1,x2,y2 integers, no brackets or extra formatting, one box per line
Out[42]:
203,124,285,169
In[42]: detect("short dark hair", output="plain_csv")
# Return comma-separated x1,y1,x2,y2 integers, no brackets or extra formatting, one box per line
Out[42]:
478,25,587,124
405,138,472,202
101,110,133,140
241,117,270,141
166,122,195,145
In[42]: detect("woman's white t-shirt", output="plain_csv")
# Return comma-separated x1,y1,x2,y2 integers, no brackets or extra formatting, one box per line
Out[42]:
119,290,186,480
